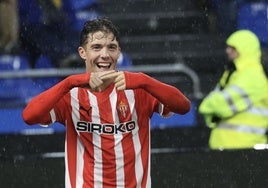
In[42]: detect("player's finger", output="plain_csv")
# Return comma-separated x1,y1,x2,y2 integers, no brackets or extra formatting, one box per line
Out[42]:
115,79,126,90
116,84,125,91
100,71,121,80
90,76,103,89
99,70,117,79
114,73,125,83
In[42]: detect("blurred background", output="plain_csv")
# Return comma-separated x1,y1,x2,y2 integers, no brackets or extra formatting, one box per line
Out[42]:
0,0,268,187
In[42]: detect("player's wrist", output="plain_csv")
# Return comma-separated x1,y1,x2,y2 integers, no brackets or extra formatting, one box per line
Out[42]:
66,73,91,88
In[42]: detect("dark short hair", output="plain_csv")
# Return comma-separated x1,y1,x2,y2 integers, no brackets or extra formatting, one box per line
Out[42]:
79,17,120,46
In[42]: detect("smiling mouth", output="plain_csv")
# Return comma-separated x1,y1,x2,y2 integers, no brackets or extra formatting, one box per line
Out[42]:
96,63,111,70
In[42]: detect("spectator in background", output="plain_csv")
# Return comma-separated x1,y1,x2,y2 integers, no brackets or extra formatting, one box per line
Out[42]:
199,30,268,150
22,17,190,187
0,0,19,54
18,0,98,68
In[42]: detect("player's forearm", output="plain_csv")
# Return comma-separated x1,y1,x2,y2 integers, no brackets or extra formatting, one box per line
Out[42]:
22,73,90,125
125,72,191,114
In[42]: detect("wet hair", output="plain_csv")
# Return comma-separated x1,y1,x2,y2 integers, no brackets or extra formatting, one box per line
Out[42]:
79,17,120,46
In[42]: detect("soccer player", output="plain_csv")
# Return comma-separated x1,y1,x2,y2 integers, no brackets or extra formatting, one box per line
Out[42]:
22,17,191,188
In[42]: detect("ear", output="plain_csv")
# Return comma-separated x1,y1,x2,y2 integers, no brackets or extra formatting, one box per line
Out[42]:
78,46,86,60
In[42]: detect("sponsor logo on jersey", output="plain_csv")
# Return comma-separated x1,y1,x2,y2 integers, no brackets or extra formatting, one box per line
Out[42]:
76,120,136,134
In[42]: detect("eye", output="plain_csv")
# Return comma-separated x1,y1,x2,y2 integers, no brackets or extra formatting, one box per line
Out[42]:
108,45,118,51
91,45,102,51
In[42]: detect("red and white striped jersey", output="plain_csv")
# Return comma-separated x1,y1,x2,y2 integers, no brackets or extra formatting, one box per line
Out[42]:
50,84,169,188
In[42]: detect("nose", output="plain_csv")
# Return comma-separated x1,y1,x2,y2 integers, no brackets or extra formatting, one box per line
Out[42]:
100,48,109,59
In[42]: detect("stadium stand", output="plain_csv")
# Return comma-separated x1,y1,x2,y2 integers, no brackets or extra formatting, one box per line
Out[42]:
98,0,226,94
0,0,222,151
0,55,43,107
237,1,268,47
4,1,268,188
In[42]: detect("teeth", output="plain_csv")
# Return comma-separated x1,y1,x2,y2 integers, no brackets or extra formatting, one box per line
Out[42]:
98,63,110,67
97,63,111,70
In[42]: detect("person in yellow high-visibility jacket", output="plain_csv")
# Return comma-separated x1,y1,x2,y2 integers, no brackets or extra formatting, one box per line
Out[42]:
199,30,268,150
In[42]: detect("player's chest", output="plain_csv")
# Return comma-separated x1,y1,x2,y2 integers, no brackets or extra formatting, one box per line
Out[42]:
75,91,134,123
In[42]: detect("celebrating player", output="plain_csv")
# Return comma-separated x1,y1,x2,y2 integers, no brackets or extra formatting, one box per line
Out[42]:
22,17,191,188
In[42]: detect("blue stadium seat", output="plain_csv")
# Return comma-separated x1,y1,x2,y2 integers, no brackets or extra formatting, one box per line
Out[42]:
73,10,100,31
34,55,62,90
151,101,197,129
117,52,133,68
0,55,43,106
237,2,268,46
65,0,100,31
0,107,66,135
0,55,29,70
71,0,98,10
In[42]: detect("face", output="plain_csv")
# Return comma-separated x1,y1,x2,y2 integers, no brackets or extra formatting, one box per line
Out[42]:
225,46,239,61
78,31,121,73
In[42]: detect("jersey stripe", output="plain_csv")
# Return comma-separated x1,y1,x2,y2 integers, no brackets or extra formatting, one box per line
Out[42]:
50,109,56,123
79,90,94,188
117,90,136,187
98,89,117,188
110,89,126,187
88,92,103,188
65,88,79,188
125,90,145,187
76,136,85,188
70,89,85,188
70,88,84,188
65,141,72,188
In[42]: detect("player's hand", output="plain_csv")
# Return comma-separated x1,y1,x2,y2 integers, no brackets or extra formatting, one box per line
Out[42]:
100,71,126,91
89,70,116,91
113,71,126,90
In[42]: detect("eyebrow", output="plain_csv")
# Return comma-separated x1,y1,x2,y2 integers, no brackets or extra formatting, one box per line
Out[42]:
108,43,118,47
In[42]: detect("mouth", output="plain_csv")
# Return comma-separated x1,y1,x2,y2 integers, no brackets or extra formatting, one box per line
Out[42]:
96,62,112,70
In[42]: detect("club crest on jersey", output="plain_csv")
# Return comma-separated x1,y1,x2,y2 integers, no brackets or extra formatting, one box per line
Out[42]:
118,101,128,118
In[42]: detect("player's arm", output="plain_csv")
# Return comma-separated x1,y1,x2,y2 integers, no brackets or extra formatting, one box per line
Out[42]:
102,71,191,114
126,72,190,114
23,70,116,125
22,73,91,125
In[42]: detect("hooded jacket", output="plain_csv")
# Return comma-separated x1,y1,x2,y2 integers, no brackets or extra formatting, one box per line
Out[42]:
199,30,268,149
